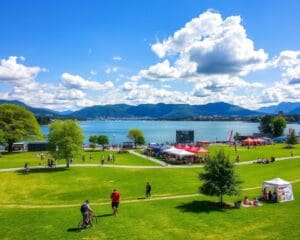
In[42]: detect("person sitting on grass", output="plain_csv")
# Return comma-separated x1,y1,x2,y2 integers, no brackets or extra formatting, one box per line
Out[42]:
243,196,251,205
80,200,93,227
253,198,259,206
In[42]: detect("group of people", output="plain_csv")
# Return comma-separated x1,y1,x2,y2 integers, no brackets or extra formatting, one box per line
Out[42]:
254,157,275,164
263,189,277,202
243,196,260,206
80,182,152,228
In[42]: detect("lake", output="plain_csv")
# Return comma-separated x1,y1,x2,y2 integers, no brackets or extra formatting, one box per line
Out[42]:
40,120,300,145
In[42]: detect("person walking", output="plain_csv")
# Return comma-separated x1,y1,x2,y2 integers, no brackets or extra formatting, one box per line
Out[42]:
146,182,152,199
111,189,120,216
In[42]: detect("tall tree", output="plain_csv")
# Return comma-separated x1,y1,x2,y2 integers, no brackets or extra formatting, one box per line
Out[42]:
286,129,297,145
127,128,144,146
47,120,84,167
0,104,43,152
258,115,274,136
97,135,109,149
199,149,242,207
272,116,286,137
89,135,98,149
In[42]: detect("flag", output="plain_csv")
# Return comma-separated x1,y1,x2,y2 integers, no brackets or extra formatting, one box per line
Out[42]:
228,130,233,142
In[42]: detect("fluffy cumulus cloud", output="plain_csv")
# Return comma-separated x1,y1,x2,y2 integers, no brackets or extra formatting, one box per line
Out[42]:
272,50,300,85
0,56,45,82
61,73,114,90
150,10,267,77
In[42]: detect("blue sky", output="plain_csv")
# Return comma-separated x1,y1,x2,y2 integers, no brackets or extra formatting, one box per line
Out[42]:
0,0,300,110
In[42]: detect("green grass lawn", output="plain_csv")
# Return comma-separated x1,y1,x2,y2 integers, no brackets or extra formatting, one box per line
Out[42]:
0,150,158,169
0,152,299,239
207,143,300,162
0,183,299,240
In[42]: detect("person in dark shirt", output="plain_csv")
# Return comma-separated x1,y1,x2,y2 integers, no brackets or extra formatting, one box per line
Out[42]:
80,200,93,226
146,182,152,199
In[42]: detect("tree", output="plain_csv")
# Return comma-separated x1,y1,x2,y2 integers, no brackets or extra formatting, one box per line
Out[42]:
286,129,297,145
272,116,286,137
233,132,240,141
258,115,274,136
136,135,145,145
199,149,242,207
47,120,84,167
97,135,109,149
127,128,144,146
0,104,43,152
89,135,98,149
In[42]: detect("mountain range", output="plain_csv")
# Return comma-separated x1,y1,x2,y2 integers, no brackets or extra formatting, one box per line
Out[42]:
256,102,300,114
0,99,299,119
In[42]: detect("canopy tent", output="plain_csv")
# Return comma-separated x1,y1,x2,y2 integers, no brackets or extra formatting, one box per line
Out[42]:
242,137,254,145
262,178,294,202
163,147,194,158
187,146,209,154
253,138,265,144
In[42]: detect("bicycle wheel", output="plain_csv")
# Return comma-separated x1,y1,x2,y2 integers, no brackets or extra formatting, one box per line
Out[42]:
78,220,85,229
91,216,98,225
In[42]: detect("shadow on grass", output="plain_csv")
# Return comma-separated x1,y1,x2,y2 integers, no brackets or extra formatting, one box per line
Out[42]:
96,213,113,218
176,200,233,213
17,167,69,175
137,197,146,200
67,227,81,232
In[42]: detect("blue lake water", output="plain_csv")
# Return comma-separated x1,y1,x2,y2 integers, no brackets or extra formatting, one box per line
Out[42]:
40,120,300,145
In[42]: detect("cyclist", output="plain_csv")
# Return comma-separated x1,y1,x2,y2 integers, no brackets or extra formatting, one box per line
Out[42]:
80,200,93,226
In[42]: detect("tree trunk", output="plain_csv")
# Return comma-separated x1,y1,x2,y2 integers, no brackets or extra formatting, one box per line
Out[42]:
8,141,14,152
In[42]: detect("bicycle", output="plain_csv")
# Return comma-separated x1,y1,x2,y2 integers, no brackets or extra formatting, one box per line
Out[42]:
78,214,97,229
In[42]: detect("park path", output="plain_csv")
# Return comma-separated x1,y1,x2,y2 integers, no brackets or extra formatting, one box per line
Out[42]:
128,149,167,166
0,155,299,173
1,179,300,209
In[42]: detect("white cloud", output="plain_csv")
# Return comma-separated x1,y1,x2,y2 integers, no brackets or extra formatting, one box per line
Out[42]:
272,50,300,85
146,10,268,80
105,67,118,74
61,72,114,90
0,56,45,83
112,56,122,61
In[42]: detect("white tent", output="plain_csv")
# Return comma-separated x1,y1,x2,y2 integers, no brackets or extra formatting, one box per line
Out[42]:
163,146,194,159
262,178,294,202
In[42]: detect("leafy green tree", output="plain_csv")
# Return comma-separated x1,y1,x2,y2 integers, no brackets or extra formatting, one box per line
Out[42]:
233,132,240,141
272,116,286,137
136,135,145,145
89,135,98,149
199,150,242,207
97,135,109,148
258,115,274,136
0,104,43,152
286,129,297,145
47,120,84,167
127,128,144,146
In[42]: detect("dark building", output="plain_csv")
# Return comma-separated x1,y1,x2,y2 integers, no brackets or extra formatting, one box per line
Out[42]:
27,141,48,151
176,130,194,144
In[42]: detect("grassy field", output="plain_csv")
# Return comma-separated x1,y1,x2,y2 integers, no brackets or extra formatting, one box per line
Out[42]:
207,143,300,162
0,150,158,169
0,150,299,239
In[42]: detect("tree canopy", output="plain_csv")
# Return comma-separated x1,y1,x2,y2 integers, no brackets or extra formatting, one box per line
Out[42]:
47,120,84,167
89,135,98,149
272,116,286,137
199,149,242,207
97,135,109,147
258,115,286,137
127,128,145,146
286,129,297,145
0,104,43,151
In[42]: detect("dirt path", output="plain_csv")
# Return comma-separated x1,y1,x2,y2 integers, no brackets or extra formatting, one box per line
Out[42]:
1,179,299,209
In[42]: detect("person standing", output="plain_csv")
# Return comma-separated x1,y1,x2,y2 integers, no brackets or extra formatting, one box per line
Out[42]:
146,182,152,198
111,189,120,216
101,155,105,165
